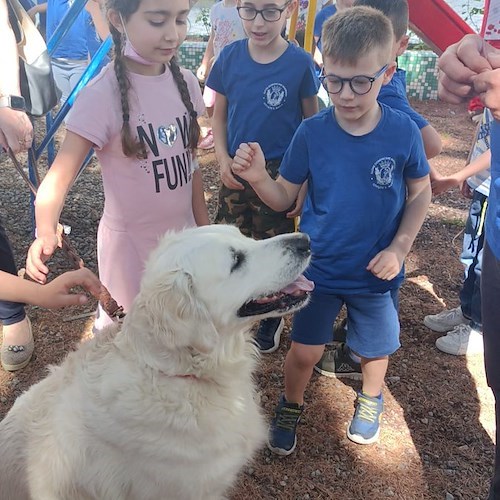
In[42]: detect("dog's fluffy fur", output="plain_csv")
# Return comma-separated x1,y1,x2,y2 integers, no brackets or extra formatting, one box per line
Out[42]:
0,225,311,500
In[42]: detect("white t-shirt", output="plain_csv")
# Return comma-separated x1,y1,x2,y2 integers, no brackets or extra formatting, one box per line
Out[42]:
210,1,247,59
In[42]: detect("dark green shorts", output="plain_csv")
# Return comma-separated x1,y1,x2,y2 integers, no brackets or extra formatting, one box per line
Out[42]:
216,159,295,240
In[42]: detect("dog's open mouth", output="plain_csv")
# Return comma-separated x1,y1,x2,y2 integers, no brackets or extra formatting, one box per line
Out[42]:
237,275,314,317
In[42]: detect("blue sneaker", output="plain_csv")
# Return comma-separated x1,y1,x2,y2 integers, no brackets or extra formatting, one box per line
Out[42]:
255,317,284,353
268,394,304,456
347,392,383,445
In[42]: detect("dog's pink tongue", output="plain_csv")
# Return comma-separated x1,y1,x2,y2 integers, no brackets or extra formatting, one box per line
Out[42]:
281,275,315,295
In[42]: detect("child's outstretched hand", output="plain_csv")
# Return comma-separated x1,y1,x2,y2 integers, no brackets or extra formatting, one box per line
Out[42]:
26,233,60,284
39,269,103,309
366,247,404,281
231,142,267,184
220,156,244,190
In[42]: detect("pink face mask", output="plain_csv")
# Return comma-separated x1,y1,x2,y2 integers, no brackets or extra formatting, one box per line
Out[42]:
120,13,156,66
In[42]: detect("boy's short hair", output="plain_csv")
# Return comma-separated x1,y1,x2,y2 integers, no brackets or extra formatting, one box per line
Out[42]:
321,7,393,65
353,0,409,40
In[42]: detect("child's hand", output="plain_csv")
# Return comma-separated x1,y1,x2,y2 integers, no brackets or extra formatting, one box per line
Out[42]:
27,4,39,21
26,234,60,284
40,269,103,309
431,175,460,196
287,182,308,218
461,181,473,199
220,157,244,190
197,64,207,82
366,248,404,281
231,142,267,185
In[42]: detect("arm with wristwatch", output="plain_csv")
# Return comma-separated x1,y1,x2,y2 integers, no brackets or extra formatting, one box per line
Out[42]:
0,0,33,155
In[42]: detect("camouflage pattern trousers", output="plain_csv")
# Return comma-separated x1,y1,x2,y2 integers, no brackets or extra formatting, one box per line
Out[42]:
216,159,295,240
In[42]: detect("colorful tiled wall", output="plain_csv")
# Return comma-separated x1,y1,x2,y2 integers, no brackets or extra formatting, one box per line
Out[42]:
178,42,440,100
178,42,206,75
398,50,439,100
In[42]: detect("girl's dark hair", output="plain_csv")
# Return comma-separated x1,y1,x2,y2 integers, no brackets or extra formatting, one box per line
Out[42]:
107,0,199,158
170,56,201,151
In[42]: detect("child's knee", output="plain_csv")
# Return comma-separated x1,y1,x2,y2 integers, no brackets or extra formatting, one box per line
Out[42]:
288,342,325,368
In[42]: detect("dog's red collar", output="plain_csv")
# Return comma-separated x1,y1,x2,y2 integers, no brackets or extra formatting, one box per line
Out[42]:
173,374,198,380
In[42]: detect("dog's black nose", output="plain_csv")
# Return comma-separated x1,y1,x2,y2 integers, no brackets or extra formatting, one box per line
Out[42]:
292,233,311,256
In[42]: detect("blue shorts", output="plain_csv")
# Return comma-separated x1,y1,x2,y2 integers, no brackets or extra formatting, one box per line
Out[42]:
290,289,400,358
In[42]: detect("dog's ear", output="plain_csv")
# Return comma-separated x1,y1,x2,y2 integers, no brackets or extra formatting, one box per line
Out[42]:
141,269,219,354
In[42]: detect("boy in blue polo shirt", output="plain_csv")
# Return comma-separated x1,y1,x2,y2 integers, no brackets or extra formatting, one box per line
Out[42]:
232,6,431,453
314,0,442,379
207,0,319,353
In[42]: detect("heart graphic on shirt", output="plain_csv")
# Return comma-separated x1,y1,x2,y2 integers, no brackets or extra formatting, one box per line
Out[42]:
158,124,177,147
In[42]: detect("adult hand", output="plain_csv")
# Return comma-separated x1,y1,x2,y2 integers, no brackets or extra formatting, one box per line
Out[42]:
438,34,492,104
472,50,500,119
0,107,33,154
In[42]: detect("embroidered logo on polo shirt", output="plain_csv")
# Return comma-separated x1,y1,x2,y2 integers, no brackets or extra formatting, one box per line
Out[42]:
371,157,395,189
263,83,287,110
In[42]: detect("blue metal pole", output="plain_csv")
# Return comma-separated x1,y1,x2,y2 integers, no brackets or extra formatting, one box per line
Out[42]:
36,36,113,158
46,0,87,56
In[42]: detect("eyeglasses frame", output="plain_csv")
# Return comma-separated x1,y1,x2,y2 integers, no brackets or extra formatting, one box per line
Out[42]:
236,1,291,22
319,64,389,96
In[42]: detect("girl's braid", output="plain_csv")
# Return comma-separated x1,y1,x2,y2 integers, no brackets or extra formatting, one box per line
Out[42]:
169,57,200,151
110,26,146,159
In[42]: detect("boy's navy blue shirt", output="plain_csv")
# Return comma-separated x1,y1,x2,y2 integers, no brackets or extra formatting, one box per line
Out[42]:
207,39,319,160
378,69,429,130
313,4,336,53
280,103,430,293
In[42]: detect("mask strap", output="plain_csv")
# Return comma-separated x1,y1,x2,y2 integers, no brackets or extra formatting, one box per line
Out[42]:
119,12,129,40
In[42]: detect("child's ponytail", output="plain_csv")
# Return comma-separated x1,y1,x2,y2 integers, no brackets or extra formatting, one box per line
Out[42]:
170,57,201,152
110,25,147,159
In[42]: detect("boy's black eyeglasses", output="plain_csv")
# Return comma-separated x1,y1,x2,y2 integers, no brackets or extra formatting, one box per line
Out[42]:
237,1,291,22
319,65,389,96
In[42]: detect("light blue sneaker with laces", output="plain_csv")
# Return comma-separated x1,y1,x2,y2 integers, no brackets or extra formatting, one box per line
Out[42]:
347,392,383,445
267,394,304,456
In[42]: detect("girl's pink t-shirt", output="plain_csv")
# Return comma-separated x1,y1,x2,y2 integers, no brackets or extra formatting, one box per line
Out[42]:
66,63,204,327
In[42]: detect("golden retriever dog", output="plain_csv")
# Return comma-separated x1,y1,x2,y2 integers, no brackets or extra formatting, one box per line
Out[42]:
0,225,312,500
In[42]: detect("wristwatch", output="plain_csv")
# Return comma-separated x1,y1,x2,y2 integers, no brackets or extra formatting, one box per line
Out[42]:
0,95,26,111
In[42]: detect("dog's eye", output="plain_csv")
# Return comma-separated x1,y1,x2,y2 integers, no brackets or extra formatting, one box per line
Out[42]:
230,250,245,273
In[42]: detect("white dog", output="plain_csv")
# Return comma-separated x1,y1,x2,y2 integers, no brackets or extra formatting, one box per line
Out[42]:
0,225,312,500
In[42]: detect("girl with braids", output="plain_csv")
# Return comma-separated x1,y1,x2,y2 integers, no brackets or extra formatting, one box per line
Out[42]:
26,0,209,331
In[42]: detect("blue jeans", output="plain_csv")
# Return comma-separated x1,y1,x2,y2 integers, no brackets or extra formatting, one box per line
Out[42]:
0,219,25,326
460,190,487,331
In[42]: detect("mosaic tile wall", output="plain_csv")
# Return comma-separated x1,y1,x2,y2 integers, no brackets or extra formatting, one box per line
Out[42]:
398,50,439,100
178,42,206,74
179,42,440,100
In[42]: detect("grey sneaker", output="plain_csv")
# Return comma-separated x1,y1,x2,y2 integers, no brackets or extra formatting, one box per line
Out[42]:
314,343,362,380
435,324,483,356
424,306,467,333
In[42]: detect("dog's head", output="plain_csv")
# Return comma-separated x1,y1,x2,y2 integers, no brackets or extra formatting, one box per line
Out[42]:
128,225,312,354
